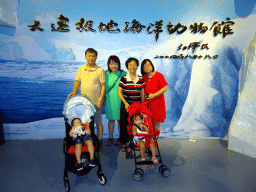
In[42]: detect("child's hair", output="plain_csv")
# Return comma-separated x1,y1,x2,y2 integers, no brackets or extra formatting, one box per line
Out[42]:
131,113,143,123
71,118,81,126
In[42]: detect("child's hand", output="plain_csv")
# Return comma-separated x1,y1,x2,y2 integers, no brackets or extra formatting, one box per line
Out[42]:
142,124,150,133
69,130,74,137
85,123,91,136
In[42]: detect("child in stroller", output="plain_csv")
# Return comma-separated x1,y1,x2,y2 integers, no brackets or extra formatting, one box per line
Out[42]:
69,118,96,170
131,113,159,165
126,102,171,181
63,94,107,191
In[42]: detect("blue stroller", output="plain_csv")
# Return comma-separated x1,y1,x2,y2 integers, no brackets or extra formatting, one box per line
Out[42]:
62,94,107,191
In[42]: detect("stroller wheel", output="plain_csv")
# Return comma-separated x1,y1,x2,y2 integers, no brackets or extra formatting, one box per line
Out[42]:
64,179,70,192
98,173,107,185
162,168,171,178
136,168,144,176
133,172,143,181
159,165,167,174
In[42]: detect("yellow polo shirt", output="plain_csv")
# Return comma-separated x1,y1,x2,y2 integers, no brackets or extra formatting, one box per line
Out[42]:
75,64,106,105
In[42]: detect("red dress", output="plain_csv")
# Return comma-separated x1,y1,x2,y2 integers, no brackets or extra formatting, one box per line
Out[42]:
143,72,168,124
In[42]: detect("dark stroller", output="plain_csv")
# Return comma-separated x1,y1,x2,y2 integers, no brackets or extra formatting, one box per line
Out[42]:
62,94,107,191
125,102,171,181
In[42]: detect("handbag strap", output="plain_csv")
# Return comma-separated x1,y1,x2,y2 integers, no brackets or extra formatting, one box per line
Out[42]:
106,70,123,94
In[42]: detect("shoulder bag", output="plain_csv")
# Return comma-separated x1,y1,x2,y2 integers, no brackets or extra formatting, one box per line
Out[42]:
102,70,123,106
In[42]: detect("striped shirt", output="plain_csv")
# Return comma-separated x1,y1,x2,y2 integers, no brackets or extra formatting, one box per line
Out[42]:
119,74,145,104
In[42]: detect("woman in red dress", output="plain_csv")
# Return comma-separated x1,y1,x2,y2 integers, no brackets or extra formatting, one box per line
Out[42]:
141,59,168,133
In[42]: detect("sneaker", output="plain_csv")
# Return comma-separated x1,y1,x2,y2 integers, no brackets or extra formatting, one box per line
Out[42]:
89,159,96,167
76,163,83,171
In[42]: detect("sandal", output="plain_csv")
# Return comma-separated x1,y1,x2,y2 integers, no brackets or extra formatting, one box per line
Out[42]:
152,157,159,165
121,144,126,152
114,139,120,145
106,139,113,146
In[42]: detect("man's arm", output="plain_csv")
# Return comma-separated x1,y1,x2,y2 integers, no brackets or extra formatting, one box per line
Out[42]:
67,80,81,98
96,83,106,110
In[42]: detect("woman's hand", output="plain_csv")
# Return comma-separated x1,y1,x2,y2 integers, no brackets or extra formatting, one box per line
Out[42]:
125,103,130,112
146,86,167,100
147,93,156,100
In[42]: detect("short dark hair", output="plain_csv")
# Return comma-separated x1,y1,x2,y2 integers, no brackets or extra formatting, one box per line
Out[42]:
71,118,81,126
141,59,155,76
85,48,98,57
125,57,139,69
107,55,121,72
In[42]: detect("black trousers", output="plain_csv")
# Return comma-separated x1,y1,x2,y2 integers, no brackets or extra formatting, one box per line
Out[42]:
119,103,130,145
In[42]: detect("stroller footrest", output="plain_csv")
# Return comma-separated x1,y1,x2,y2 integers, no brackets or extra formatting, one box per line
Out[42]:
137,160,153,165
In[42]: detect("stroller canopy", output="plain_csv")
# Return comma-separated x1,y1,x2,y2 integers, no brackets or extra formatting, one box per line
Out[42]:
63,94,96,124
128,102,152,117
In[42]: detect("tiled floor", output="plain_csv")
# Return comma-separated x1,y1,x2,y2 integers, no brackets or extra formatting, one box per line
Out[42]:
0,138,255,192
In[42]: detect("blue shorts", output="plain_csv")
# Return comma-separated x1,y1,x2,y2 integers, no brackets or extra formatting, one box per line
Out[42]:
74,135,93,146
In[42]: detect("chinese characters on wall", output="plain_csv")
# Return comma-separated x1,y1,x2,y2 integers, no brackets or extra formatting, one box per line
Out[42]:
154,42,218,60
28,14,234,40
28,14,234,60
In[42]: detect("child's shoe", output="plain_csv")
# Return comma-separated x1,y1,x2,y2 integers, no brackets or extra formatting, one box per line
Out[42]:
89,159,96,167
76,163,83,171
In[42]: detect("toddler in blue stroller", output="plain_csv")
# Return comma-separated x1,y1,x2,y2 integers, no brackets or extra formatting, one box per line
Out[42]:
69,118,96,170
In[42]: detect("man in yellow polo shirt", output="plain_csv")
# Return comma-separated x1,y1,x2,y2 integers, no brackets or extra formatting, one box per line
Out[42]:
68,48,106,150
